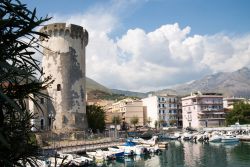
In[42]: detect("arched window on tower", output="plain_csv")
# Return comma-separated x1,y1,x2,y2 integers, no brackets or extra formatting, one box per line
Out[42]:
57,84,61,91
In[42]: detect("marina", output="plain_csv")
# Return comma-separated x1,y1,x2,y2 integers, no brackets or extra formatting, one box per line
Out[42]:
40,139,250,167
38,129,250,166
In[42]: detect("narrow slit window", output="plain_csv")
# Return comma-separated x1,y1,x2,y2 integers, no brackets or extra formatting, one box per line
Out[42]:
57,84,61,91
41,98,44,104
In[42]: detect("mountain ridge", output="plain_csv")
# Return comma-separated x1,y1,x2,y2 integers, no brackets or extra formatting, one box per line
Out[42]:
86,67,250,99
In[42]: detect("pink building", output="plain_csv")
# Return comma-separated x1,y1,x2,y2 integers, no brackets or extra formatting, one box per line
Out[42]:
182,92,225,129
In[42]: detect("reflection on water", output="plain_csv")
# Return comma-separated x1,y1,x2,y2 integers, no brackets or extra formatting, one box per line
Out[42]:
102,141,250,167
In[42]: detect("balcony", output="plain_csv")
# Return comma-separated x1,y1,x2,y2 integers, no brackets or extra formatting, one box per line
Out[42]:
198,112,225,120
200,108,224,112
195,102,223,105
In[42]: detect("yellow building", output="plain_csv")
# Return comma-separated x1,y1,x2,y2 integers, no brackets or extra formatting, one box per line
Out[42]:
111,98,145,127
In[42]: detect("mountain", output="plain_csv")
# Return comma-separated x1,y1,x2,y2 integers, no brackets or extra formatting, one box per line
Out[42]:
170,67,250,97
86,77,146,100
86,77,111,93
111,89,147,98
86,67,250,99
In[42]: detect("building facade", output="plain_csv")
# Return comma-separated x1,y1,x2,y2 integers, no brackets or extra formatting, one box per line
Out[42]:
142,94,181,128
182,92,225,129
107,98,145,127
223,97,246,109
36,23,88,132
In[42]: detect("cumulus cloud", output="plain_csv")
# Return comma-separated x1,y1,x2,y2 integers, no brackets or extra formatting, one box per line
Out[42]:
47,0,250,92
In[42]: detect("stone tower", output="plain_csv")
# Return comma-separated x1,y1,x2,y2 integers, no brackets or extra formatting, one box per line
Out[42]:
40,23,88,131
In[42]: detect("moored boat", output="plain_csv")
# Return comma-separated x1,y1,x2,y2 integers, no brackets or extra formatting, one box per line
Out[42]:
221,135,239,143
209,134,222,142
108,147,125,158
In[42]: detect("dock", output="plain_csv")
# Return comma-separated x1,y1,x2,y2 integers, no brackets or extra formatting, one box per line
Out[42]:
42,138,125,155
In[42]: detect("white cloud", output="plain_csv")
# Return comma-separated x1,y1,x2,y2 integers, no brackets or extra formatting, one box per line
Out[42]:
46,0,250,92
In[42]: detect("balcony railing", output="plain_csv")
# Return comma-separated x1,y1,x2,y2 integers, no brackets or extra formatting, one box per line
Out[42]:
198,112,225,120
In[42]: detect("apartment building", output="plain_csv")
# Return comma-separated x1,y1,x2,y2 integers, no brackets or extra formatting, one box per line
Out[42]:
142,94,182,128
182,92,225,129
223,97,246,109
110,98,145,127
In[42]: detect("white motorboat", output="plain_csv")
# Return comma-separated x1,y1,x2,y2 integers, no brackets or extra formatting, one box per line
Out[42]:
140,136,158,146
237,134,250,141
71,155,93,166
182,132,193,140
169,132,181,140
118,140,146,156
221,135,239,143
87,149,115,161
53,153,93,166
209,134,222,142
132,136,158,146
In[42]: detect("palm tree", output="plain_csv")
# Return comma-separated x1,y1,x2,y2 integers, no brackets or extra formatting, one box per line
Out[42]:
112,115,121,130
159,119,166,128
154,120,159,130
0,1,52,166
130,116,139,130
147,117,152,127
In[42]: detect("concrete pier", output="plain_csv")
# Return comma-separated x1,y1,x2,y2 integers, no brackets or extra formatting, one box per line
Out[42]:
42,138,125,155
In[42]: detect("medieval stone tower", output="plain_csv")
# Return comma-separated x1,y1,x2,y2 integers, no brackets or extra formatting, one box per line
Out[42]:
40,23,88,131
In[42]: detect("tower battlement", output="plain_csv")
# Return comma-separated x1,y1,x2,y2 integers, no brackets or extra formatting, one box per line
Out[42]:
40,23,88,45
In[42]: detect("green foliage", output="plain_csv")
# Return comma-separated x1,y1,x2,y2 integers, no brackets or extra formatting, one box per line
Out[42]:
159,119,166,127
130,116,139,128
226,102,250,125
0,0,52,166
88,90,139,101
147,117,152,125
112,115,121,125
154,120,158,129
86,105,106,133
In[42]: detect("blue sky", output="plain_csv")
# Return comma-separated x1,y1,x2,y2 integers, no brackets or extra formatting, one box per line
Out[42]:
23,0,250,92
25,0,250,36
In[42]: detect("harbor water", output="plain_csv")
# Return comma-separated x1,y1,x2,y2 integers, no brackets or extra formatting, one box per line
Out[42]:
101,141,250,167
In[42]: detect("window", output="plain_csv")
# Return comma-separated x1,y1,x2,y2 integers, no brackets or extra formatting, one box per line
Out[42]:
159,110,161,114
40,98,44,104
158,104,161,107
57,84,61,91
40,119,44,130
162,110,165,114
162,104,165,107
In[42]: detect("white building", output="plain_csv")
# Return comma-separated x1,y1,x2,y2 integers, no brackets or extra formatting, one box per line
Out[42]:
182,92,225,129
223,97,246,109
142,94,181,128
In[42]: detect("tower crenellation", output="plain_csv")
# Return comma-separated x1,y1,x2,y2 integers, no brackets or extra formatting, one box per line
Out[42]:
40,23,88,45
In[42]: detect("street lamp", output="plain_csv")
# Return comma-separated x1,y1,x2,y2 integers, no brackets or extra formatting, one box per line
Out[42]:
48,113,55,130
